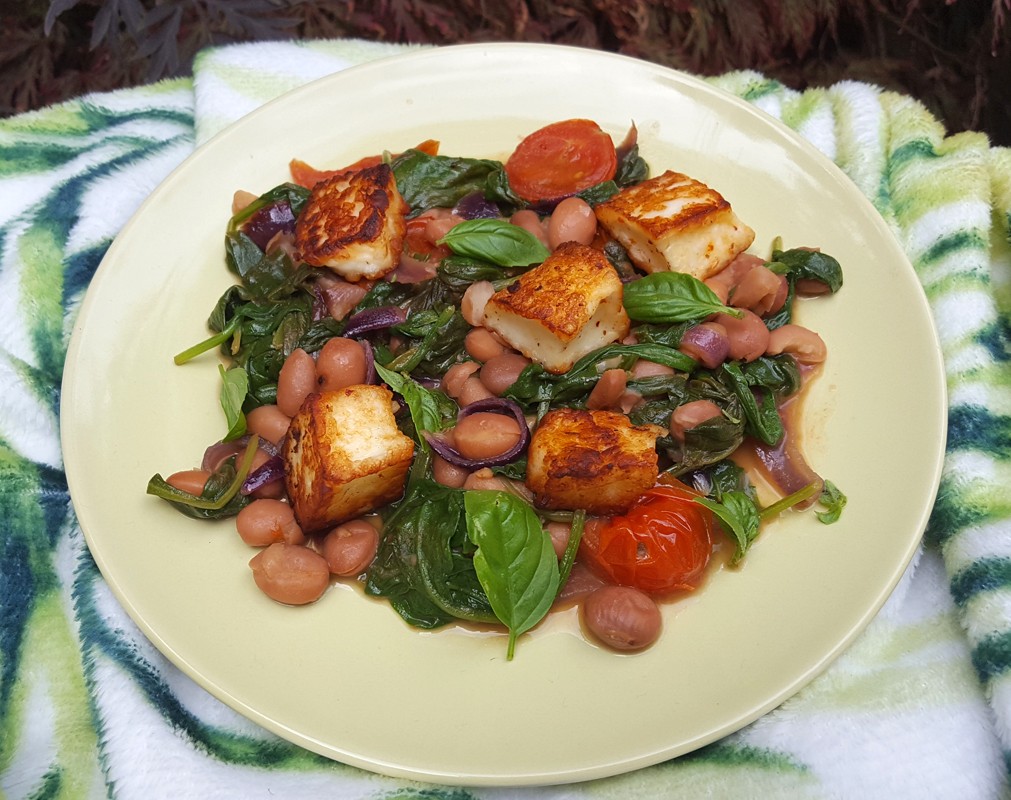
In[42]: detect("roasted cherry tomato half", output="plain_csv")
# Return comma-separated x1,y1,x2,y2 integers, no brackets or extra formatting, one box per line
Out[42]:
580,482,714,595
504,119,617,203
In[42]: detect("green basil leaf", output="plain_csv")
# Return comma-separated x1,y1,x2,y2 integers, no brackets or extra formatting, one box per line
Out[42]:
623,272,740,323
464,490,560,660
438,219,550,267
219,364,248,441
374,363,450,438
695,490,760,565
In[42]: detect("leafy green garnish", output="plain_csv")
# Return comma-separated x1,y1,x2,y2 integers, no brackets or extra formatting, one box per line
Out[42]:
146,436,260,519
766,248,844,294
506,342,696,408
695,491,760,565
696,479,825,564
464,490,560,660
720,362,784,446
365,481,496,629
390,149,521,214
437,218,550,267
218,364,248,441
816,480,847,524
622,272,742,323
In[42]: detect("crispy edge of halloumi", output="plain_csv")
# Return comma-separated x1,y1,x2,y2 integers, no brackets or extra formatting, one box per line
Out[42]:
282,385,414,533
525,407,665,515
482,242,630,374
294,162,407,282
594,169,755,280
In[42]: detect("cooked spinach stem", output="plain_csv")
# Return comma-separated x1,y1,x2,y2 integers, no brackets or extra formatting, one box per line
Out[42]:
556,509,586,597
758,481,821,520
149,436,259,509
173,319,238,365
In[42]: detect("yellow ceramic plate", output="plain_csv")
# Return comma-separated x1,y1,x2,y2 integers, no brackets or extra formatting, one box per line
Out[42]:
61,43,945,785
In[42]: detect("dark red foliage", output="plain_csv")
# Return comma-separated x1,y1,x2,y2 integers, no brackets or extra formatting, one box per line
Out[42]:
3,0,1009,146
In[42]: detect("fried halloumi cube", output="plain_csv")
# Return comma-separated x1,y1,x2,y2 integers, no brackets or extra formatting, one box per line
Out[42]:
594,170,755,280
481,242,629,375
525,408,665,515
294,162,407,282
282,385,414,533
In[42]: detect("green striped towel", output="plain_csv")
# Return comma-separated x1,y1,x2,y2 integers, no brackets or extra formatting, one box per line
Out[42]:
2,38,1010,798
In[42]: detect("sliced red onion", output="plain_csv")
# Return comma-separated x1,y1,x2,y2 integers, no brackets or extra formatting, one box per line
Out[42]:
202,435,276,472
241,202,296,250
342,305,408,338
615,122,639,164
423,397,530,469
201,440,244,472
453,191,501,220
358,338,376,384
241,454,285,495
679,323,730,370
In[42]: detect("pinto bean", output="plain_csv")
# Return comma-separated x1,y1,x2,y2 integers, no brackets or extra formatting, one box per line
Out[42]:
462,467,512,493
581,585,662,651
442,361,481,398
425,212,464,244
321,519,380,577
462,468,534,502
166,469,211,496
630,360,674,379
669,399,724,442
316,337,367,392
235,498,304,547
730,265,782,315
586,368,628,410
766,324,827,365
480,352,531,396
704,252,765,303
433,454,470,488
246,404,291,446
547,197,597,249
509,210,550,248
713,309,770,363
461,280,496,326
452,412,523,461
276,348,316,417
249,543,329,605
546,521,572,560
231,189,258,215
458,376,496,406
464,327,508,362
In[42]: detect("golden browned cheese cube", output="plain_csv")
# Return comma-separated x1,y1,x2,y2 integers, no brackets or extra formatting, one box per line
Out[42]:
282,385,414,533
294,162,407,282
525,408,665,515
481,242,629,374
594,170,755,280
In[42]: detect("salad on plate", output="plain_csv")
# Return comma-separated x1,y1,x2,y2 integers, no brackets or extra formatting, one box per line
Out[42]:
147,118,846,659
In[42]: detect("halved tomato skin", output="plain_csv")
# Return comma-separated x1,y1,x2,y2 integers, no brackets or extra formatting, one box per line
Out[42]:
504,119,617,203
579,481,715,595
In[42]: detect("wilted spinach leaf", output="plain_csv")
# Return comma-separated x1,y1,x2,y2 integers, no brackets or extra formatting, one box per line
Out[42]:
365,481,494,628
391,150,521,214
